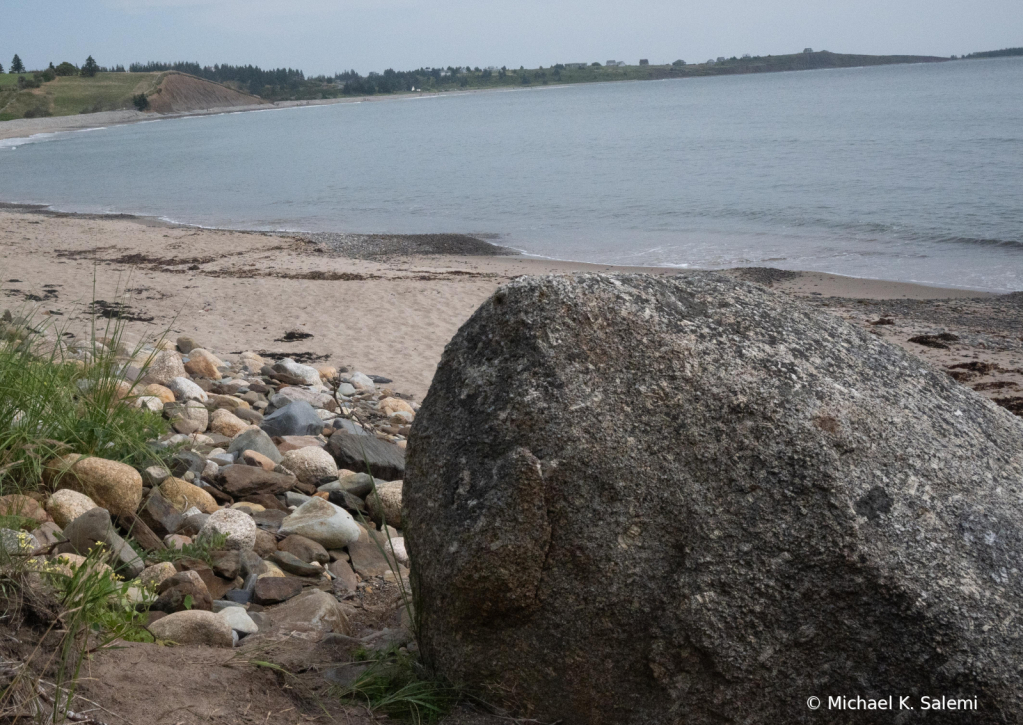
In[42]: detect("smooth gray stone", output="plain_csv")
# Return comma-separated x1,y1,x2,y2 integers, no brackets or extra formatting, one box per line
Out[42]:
227,427,283,464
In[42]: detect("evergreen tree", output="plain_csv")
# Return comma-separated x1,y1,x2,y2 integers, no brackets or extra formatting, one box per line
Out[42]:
10,54,25,73
0,62,4,74
81,55,99,77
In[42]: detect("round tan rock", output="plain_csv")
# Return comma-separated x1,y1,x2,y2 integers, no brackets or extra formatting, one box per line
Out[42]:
142,350,187,386
184,348,223,380
380,397,415,416
0,494,52,524
44,454,142,519
160,477,218,514
143,384,176,404
148,610,233,647
113,380,133,401
367,480,403,529
238,351,265,372
139,561,178,590
210,408,251,438
281,446,338,485
241,450,277,472
45,489,98,528
316,365,338,381
231,502,265,514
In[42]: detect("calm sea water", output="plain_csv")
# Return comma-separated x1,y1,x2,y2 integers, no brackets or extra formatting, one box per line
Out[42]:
2,57,1021,291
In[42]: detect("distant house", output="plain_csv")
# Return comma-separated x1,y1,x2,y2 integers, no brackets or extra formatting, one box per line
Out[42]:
606,60,617,66
706,59,716,65
616,61,626,67
639,59,649,66
803,48,814,54
717,57,726,63
742,54,751,59
564,63,587,69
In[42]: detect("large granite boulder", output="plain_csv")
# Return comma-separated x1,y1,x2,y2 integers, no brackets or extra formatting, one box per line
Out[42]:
404,273,1023,724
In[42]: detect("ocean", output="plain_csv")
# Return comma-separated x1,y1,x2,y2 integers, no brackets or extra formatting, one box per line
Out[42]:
1,56,1021,291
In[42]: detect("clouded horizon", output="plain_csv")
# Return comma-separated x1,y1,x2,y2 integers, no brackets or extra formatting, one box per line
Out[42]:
3,0,1021,76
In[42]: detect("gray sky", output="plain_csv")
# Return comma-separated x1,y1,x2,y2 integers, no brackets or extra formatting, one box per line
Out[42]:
3,0,1021,76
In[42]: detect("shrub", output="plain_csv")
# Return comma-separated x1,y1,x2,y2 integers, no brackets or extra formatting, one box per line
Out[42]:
132,93,150,111
54,61,78,77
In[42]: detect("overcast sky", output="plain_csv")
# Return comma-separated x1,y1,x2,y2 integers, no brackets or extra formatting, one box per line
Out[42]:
3,0,1020,76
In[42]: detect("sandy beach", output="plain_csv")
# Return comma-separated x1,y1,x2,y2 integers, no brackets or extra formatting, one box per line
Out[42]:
1,207,1020,414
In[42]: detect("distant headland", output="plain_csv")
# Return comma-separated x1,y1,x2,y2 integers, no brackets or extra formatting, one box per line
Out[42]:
1,46,1020,123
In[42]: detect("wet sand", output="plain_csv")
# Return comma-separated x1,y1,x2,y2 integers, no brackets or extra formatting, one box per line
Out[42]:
1,208,1020,414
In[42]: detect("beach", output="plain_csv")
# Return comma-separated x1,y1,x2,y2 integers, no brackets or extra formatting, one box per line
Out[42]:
2,207,1020,414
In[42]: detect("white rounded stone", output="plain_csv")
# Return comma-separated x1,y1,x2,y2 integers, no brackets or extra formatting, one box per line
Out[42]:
197,508,257,551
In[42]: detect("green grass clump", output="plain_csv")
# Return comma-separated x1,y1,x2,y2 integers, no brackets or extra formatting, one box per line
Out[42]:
0,308,168,494
333,645,456,723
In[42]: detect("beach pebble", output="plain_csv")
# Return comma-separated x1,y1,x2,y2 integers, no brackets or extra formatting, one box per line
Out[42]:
379,397,414,416
278,534,330,564
148,610,234,648
349,372,375,391
264,589,351,635
164,534,192,550
270,550,323,577
208,450,236,467
140,562,178,590
160,477,218,514
238,351,265,372
273,358,320,386
45,454,142,519
279,497,360,549
197,508,256,551
143,383,176,404
252,576,303,605
134,395,164,412
142,350,187,386
316,365,337,381
168,376,208,403
184,348,223,379
175,336,199,354
261,400,325,438
240,449,277,471
166,400,209,435
281,446,338,485
45,489,98,528
367,480,403,529
218,605,259,635
0,528,38,555
228,427,282,464
210,408,251,438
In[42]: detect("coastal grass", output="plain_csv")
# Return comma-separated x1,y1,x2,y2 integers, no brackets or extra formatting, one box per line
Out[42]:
0,304,169,495
332,644,457,723
0,72,160,120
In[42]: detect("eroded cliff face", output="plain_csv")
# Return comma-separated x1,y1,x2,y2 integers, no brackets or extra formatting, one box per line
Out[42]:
405,272,1023,725
146,72,267,114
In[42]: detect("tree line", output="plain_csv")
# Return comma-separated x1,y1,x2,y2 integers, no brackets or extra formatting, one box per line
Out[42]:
128,61,305,96
4,54,119,78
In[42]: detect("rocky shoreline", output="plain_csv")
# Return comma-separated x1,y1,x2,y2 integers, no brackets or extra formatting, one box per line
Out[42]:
0,333,431,723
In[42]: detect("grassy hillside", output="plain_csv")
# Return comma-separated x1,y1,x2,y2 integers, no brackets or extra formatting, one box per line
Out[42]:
0,72,159,121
